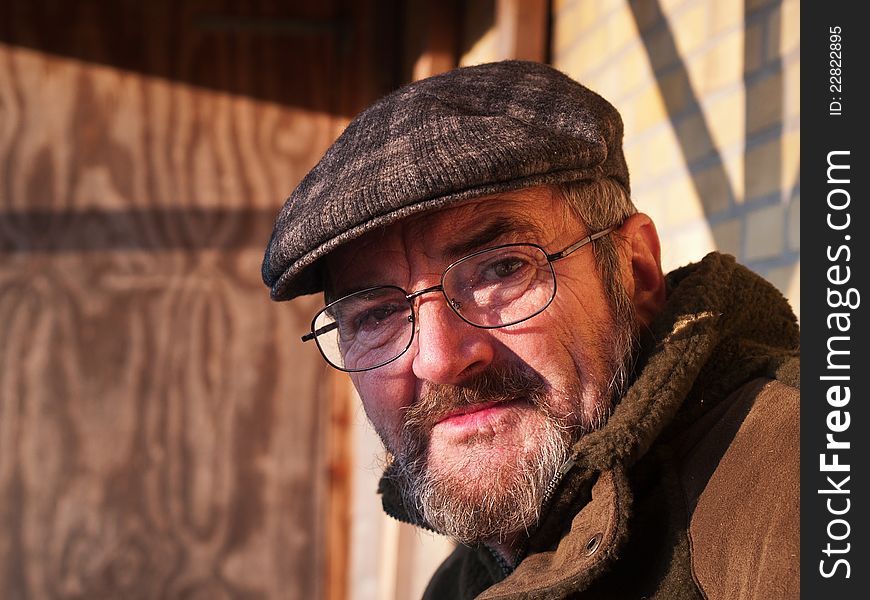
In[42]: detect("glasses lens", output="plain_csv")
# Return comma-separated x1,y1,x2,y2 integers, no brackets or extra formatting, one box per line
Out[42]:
313,286,413,371
443,245,555,327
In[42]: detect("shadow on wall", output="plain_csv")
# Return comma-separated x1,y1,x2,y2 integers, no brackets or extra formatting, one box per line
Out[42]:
627,0,798,289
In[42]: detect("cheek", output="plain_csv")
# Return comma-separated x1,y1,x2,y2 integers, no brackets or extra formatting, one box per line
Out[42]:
550,278,615,346
490,323,580,393
499,295,613,388
352,370,416,452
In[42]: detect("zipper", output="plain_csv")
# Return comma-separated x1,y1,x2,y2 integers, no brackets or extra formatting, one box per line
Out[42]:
512,455,578,565
486,544,514,578
540,456,577,510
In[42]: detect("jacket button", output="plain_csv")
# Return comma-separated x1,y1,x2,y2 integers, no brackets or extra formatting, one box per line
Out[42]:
584,533,602,556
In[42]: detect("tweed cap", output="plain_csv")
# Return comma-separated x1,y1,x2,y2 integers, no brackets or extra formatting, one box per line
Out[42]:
262,60,629,300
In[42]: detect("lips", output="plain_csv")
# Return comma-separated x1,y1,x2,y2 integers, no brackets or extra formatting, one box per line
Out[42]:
436,400,503,424
432,399,528,433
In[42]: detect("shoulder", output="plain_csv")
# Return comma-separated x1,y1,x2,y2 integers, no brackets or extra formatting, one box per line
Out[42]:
678,377,799,599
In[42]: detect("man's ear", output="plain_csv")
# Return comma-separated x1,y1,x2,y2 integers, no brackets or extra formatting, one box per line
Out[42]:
617,213,666,329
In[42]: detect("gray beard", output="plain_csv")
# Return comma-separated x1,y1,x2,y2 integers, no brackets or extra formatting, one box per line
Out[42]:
385,366,596,545
397,404,572,545
386,300,638,546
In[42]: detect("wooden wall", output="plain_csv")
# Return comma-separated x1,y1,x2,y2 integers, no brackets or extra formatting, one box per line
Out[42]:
0,1,399,598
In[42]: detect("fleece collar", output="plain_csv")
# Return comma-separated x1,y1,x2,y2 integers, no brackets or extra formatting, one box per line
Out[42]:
568,251,799,473
378,253,800,567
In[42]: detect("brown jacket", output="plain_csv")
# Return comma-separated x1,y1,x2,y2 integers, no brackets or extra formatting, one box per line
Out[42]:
380,253,800,599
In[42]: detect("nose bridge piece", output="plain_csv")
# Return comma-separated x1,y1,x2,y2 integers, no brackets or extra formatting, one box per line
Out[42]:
406,284,444,303
407,283,465,322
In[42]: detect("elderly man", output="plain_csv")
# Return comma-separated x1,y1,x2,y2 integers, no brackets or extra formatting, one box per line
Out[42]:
262,61,799,599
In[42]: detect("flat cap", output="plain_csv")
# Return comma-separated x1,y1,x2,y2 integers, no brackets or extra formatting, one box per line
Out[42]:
262,60,629,300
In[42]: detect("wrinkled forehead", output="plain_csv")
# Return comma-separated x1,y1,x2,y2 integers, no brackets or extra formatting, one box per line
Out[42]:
324,186,575,297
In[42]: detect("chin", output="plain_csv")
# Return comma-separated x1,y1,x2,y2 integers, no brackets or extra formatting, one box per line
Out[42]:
414,414,570,543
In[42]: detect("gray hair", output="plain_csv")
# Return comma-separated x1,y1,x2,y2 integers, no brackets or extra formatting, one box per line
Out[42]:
556,178,640,396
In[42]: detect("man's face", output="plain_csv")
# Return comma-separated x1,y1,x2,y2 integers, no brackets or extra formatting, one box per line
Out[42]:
326,186,636,543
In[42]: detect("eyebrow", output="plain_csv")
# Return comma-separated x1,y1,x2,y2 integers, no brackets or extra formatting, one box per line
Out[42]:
327,214,543,300
442,216,542,260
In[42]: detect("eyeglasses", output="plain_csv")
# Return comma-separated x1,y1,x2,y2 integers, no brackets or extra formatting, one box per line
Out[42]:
302,227,615,372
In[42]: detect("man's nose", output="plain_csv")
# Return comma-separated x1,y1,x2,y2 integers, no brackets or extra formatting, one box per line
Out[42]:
411,294,495,385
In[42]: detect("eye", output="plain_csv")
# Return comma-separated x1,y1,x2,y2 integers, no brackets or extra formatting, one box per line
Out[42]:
480,256,531,282
355,303,401,331
490,257,524,278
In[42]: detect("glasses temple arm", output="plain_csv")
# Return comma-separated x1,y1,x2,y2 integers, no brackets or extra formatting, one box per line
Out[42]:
547,227,615,262
301,321,339,342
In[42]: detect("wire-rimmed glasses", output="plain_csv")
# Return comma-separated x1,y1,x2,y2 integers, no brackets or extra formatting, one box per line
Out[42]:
302,227,614,372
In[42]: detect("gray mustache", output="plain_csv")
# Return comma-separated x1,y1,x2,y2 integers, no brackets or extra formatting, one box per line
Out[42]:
403,365,549,431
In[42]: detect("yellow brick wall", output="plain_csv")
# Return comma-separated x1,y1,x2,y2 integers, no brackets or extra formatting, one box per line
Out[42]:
553,0,800,319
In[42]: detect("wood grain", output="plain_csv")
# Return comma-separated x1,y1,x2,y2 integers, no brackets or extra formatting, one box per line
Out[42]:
0,1,401,597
